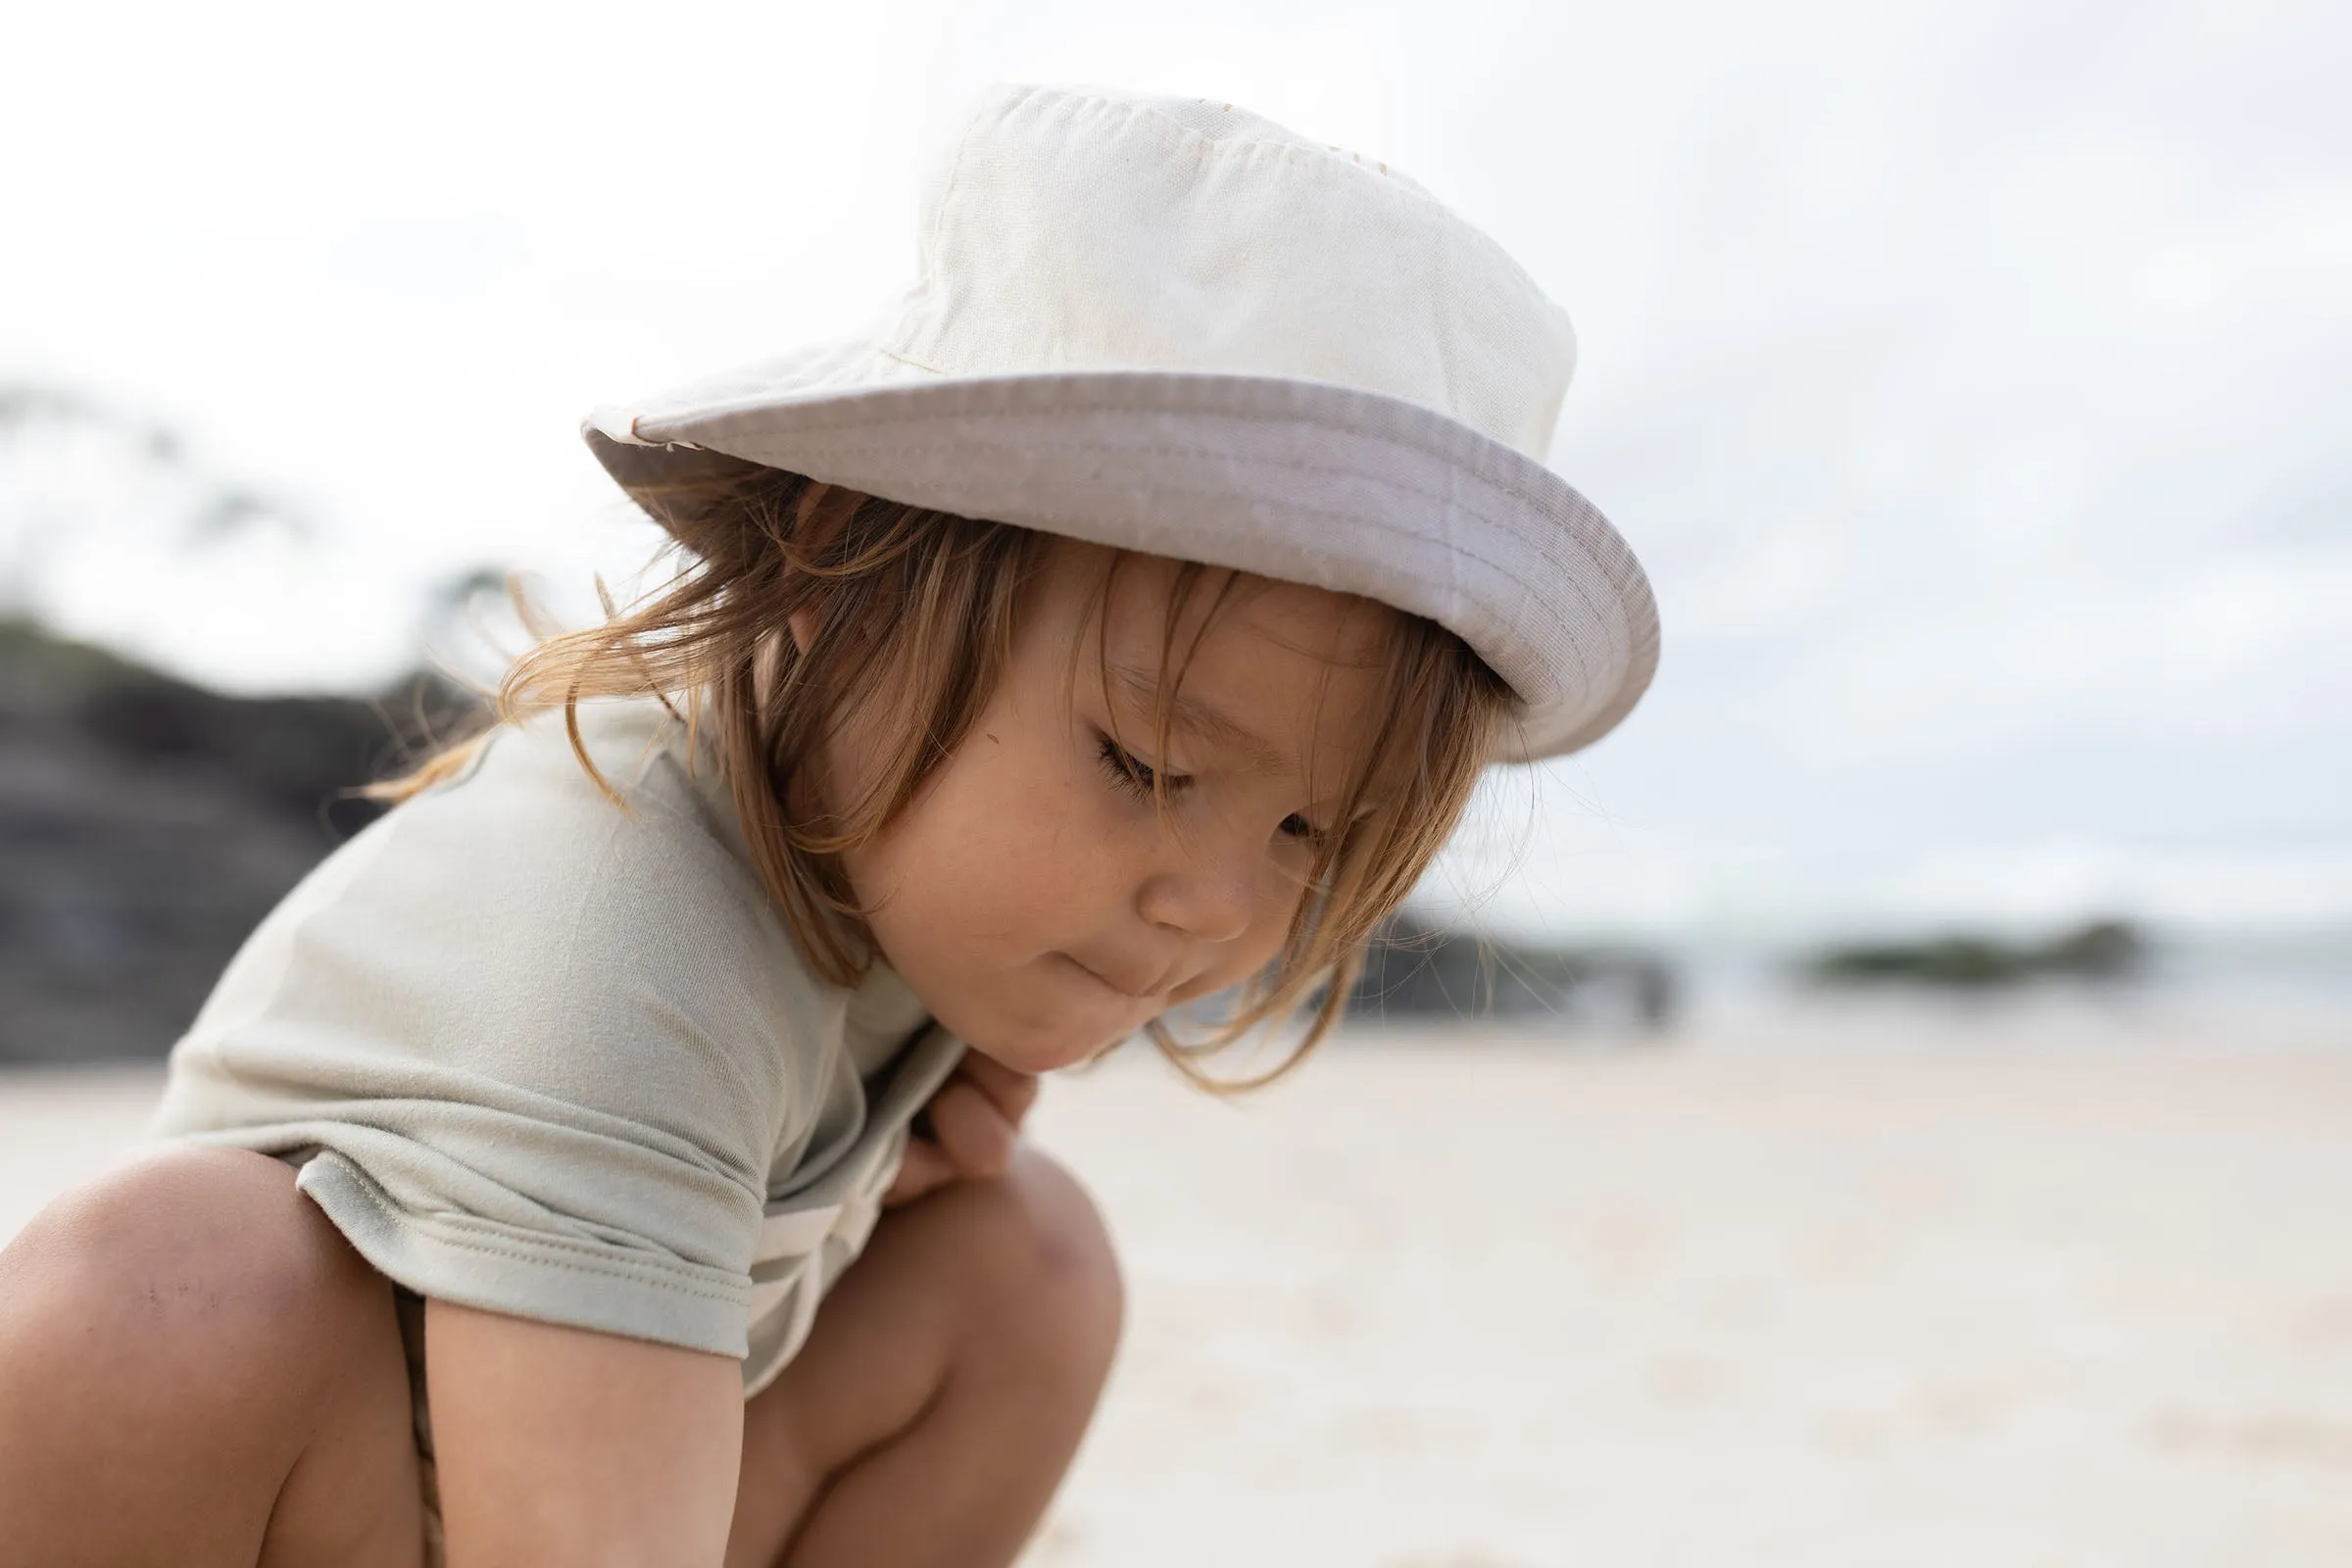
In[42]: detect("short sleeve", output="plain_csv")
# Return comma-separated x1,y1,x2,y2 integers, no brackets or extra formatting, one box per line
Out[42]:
150,705,849,1358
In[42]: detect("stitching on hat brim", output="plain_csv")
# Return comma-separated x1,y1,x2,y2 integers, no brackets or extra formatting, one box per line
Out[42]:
603,433,1653,761
618,441,1661,756
615,375,1662,758
732,432,1614,705
651,378,1623,559
738,430,1629,670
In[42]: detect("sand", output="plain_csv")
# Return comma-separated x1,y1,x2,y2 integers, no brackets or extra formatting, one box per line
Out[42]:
5,1017,2349,1566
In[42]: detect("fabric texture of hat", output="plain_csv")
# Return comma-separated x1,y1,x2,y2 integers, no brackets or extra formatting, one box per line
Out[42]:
585,82,1659,761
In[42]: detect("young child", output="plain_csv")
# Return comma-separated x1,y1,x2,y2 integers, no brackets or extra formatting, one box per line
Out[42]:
0,83,1656,1566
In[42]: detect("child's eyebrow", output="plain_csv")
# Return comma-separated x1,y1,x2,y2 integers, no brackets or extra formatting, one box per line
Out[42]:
1106,662,1292,775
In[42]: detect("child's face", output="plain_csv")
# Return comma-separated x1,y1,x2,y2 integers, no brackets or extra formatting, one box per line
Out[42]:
826,544,1395,1073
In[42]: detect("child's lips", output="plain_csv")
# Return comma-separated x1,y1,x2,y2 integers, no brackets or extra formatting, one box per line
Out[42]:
1059,952,1174,1001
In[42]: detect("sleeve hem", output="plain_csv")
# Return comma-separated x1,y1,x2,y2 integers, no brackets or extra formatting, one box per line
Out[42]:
293,1151,752,1359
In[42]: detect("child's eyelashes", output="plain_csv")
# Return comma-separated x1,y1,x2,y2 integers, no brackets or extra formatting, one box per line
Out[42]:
1096,734,1187,800
1093,733,1327,846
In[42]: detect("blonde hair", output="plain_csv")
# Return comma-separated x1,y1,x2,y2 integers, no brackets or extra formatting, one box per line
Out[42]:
382,456,1511,1088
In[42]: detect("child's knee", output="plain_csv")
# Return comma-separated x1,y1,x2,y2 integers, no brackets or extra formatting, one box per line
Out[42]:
949,1148,1125,1381
1,1144,387,1381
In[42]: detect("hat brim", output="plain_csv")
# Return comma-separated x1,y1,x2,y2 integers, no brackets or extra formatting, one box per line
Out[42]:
585,366,1657,762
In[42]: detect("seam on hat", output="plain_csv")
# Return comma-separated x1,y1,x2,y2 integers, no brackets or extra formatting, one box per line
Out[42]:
760,429,1631,654
764,434,1613,700
930,83,1556,318
1106,85,1459,221
781,429,1607,608
875,344,947,375
1102,91,1555,309
666,391,1637,575
888,90,996,368
630,410,1660,718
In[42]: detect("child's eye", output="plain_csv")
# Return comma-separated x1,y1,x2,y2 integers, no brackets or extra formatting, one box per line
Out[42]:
1097,735,1186,800
1098,733,1324,847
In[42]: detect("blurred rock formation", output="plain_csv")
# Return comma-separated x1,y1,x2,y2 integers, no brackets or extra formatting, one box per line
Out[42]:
1346,909,1679,1029
0,620,477,1062
0,612,1696,1062
1801,918,2148,989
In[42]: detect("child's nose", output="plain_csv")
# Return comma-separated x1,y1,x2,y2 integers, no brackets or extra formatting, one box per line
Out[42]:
1134,859,1255,946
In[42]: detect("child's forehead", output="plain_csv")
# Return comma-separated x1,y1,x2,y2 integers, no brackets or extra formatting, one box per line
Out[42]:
1047,539,1403,669
1036,553,1406,781
1100,661,1292,774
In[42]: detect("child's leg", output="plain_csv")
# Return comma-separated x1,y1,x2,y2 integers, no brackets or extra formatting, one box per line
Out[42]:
0,1146,425,1568
725,1146,1123,1568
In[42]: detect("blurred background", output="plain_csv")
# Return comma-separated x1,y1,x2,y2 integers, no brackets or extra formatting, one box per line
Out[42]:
3,1,2347,1562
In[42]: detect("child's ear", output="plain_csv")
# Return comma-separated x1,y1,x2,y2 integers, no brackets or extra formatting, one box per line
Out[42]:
786,607,818,654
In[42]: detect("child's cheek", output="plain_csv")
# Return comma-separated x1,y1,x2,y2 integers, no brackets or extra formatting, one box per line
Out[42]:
919,722,1104,939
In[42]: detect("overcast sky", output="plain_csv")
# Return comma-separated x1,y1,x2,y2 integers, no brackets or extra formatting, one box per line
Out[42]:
4,0,2346,940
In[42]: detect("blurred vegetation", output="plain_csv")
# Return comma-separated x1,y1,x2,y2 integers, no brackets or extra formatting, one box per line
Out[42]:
1802,918,2147,989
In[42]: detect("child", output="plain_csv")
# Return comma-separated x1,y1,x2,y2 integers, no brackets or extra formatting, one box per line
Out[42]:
0,83,1656,1566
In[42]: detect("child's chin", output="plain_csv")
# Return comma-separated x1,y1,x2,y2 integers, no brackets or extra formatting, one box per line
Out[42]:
966,1016,1137,1076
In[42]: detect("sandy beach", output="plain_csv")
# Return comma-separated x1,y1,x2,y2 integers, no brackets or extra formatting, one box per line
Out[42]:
5,1015,2349,1566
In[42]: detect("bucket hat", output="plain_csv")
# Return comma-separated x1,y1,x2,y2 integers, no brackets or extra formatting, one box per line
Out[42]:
585,82,1658,760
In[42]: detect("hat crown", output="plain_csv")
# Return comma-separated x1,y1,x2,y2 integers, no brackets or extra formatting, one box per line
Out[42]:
882,83,1579,460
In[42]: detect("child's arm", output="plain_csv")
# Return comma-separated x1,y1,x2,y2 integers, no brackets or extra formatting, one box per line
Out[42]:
884,1050,1040,1206
425,1298,744,1567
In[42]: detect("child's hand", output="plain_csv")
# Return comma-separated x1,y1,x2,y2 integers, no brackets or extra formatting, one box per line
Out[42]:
885,1053,1040,1206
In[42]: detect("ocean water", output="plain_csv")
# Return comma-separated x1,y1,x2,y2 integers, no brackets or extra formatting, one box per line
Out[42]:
1372,929,2352,1046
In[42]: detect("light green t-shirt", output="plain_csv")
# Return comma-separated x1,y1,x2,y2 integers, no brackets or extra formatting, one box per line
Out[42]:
148,698,965,1396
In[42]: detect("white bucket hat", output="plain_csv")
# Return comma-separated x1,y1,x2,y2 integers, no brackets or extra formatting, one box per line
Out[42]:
585,82,1658,761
